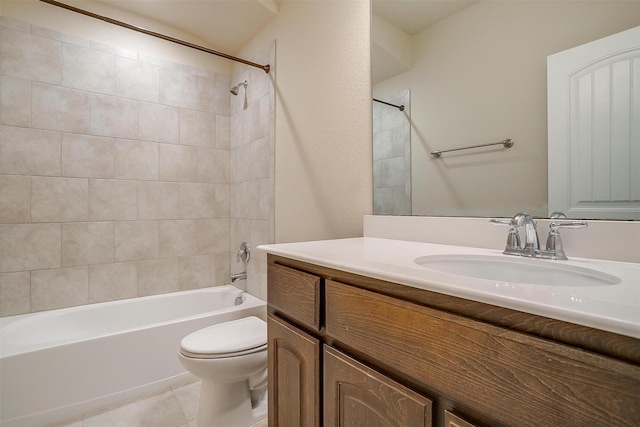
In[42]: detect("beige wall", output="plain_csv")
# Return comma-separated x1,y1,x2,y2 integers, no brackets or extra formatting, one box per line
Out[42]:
237,0,373,244
374,1,640,218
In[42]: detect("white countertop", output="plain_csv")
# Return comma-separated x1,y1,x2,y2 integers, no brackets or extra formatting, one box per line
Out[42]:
258,237,640,339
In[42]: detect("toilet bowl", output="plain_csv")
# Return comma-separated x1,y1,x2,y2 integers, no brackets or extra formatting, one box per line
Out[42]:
178,316,268,427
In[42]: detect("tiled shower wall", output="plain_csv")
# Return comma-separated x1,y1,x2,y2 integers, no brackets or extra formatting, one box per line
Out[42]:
0,17,275,316
373,90,411,215
229,44,275,302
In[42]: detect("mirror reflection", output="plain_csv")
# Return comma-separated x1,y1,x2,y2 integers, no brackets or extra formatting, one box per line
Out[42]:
371,0,640,219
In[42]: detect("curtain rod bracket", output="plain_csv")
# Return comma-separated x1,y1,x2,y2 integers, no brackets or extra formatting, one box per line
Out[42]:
39,0,271,73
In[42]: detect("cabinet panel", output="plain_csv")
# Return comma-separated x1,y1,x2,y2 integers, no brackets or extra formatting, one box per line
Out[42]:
444,411,478,427
325,280,640,427
268,313,320,427
268,263,322,330
324,346,432,427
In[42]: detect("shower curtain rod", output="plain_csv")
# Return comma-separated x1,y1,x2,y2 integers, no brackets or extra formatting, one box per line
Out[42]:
373,98,405,111
39,0,271,73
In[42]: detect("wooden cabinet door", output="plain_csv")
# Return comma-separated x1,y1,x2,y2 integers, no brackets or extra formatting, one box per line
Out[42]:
268,313,320,427
324,346,432,427
444,411,479,427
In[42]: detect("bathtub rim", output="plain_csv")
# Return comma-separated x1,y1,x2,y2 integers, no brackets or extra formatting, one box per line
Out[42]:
0,285,265,358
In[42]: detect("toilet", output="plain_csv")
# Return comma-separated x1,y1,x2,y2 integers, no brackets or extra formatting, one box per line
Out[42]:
178,316,268,427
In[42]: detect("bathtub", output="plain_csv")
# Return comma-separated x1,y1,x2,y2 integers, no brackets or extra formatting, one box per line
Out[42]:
0,285,266,427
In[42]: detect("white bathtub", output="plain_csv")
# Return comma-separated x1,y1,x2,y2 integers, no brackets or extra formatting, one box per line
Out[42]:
0,285,266,427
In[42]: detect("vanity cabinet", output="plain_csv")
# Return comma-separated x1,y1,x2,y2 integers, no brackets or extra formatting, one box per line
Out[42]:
266,255,640,427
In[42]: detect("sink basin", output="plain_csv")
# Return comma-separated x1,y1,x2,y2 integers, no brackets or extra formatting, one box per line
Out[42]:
413,255,620,287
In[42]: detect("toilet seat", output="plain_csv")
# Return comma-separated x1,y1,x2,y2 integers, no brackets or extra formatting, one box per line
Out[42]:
180,316,267,359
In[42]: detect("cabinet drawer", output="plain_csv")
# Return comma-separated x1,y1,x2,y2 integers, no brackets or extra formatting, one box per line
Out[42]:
325,280,640,427
268,263,322,331
324,346,432,426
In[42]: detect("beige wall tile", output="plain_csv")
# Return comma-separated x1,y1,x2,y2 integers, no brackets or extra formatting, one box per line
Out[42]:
1,76,31,126
243,95,269,145
196,218,229,254
199,75,229,115
90,93,138,139
90,40,136,60
138,102,179,143
179,183,215,219
62,43,115,94
30,24,88,47
0,175,30,223
0,21,274,315
61,222,114,267
31,177,88,222
230,143,251,183
62,133,114,178
159,68,198,110
229,112,242,150
158,144,198,182
251,136,271,180
114,139,158,181
0,271,30,316
215,115,230,149
32,83,90,133
212,252,230,286
214,184,229,218
89,179,137,221
179,109,215,147
179,254,213,290
137,258,179,296
0,126,61,176
0,223,61,272
159,220,197,258
138,181,180,220
115,56,159,102
197,148,229,184
89,262,137,303
31,266,88,311
0,27,62,84
114,221,159,262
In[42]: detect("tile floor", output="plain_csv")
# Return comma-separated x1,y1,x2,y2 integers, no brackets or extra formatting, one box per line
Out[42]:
55,379,268,427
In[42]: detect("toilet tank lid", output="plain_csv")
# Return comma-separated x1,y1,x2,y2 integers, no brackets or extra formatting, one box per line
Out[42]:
180,316,267,355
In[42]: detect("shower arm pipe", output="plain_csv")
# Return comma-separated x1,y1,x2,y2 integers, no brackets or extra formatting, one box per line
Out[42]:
39,0,271,74
373,98,405,111
431,138,514,158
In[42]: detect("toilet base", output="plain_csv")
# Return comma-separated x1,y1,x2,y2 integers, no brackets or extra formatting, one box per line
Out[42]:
196,380,267,427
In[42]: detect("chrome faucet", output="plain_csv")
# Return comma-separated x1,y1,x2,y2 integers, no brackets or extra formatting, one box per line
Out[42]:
511,212,540,254
230,272,247,282
491,212,587,260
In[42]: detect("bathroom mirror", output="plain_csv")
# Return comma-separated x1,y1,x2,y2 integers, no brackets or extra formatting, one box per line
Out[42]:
371,0,640,219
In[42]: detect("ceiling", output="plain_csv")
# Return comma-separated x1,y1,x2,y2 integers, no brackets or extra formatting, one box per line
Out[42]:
372,0,476,35
90,0,475,54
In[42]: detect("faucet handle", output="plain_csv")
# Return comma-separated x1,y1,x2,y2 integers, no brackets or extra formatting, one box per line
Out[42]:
490,218,521,251
550,211,567,219
545,221,587,260
236,241,251,263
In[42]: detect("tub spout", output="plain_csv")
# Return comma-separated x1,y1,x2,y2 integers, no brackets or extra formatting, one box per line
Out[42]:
230,272,247,282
